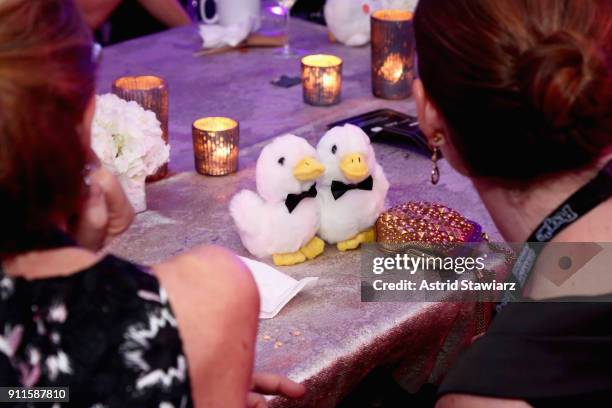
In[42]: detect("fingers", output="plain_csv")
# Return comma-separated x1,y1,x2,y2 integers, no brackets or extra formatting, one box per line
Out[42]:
74,183,108,251
89,167,134,237
246,392,268,408
252,373,306,399
74,166,134,250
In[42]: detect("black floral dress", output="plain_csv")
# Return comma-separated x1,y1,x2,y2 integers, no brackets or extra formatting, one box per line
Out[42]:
0,255,193,408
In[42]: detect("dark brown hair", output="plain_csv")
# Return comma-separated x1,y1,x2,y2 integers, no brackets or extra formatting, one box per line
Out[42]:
0,0,96,255
414,0,612,180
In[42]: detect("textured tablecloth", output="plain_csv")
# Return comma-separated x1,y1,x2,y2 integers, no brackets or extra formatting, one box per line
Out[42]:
98,19,504,407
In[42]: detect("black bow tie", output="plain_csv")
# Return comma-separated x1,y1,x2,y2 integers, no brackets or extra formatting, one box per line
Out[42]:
331,176,373,200
285,183,317,213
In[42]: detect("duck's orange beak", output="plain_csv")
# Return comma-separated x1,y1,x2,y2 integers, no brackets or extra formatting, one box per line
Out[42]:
340,153,368,181
293,156,325,181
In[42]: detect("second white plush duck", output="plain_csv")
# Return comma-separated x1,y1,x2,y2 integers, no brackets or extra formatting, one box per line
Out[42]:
316,124,389,251
230,134,326,266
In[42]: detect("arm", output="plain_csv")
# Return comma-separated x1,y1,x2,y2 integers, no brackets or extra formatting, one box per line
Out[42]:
154,246,259,407
137,0,192,27
154,247,306,407
75,0,123,29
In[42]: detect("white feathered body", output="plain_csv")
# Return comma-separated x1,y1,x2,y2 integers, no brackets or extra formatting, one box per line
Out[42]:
324,0,419,47
324,0,373,47
230,189,319,258
317,164,389,243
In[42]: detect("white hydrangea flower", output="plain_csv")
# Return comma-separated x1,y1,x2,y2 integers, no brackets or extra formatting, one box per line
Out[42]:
91,94,170,180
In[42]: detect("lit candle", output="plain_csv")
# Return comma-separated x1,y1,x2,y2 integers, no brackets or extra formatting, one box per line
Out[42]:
301,54,343,106
192,117,239,176
112,75,170,181
371,10,415,100
213,145,232,160
379,53,404,83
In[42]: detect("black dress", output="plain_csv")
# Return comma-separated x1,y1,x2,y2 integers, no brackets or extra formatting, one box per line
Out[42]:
439,161,612,406
0,255,193,407
438,297,612,406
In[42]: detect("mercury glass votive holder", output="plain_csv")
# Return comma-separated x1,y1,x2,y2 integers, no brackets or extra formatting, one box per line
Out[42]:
112,75,169,181
301,54,343,106
371,10,415,100
192,117,239,176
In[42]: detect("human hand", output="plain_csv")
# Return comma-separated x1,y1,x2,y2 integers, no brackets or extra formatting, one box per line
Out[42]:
73,165,135,250
247,373,306,408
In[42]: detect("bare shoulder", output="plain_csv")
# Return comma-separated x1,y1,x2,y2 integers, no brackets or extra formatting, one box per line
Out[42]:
153,245,259,308
154,245,251,282
153,246,259,407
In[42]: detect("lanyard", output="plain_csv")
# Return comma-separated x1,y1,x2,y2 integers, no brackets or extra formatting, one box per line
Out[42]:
499,159,612,307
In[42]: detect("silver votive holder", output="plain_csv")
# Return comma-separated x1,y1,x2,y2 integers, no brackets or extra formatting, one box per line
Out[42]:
301,54,343,106
371,10,415,100
192,117,239,176
112,75,169,181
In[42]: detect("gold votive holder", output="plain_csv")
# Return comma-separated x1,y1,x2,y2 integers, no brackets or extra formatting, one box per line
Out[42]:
192,117,239,176
371,10,415,100
301,54,343,106
112,75,169,181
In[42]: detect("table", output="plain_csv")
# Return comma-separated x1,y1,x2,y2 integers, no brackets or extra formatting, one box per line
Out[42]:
98,19,504,407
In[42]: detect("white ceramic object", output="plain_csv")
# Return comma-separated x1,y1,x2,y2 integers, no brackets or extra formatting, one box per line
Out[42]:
200,0,262,31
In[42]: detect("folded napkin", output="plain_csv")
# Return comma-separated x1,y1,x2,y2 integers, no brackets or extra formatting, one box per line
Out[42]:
199,19,255,49
240,257,318,319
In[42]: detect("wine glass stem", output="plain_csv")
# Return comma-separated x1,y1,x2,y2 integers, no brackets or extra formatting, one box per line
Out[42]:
284,5,291,52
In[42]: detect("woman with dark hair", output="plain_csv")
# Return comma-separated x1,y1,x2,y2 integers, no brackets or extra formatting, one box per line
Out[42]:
0,0,303,406
412,0,611,406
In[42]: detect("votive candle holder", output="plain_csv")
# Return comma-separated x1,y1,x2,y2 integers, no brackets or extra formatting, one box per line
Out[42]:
371,10,415,100
192,117,239,176
301,54,343,106
112,75,169,181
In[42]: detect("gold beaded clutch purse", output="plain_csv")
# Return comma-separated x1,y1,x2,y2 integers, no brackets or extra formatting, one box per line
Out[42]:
376,201,483,255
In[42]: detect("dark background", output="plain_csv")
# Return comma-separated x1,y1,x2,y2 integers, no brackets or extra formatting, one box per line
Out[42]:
101,0,327,45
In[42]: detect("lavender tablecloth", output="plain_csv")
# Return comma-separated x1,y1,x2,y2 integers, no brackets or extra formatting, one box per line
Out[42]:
99,19,504,407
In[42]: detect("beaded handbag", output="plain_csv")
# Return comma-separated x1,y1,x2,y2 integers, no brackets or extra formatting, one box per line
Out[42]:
376,201,492,334
375,201,484,255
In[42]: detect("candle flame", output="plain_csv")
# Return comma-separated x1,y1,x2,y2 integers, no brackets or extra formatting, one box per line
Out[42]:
322,72,335,88
213,146,232,160
378,53,404,83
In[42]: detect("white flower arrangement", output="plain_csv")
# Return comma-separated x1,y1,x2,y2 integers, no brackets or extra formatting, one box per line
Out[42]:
91,93,170,212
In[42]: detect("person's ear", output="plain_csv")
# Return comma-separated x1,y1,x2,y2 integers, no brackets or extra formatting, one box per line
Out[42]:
413,79,446,148
413,79,472,176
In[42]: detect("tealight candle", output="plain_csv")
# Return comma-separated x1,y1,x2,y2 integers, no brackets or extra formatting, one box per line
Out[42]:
301,54,343,106
192,117,239,176
371,10,415,100
112,75,169,181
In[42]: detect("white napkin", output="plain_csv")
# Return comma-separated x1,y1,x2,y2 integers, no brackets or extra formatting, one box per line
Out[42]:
239,257,318,319
198,19,254,49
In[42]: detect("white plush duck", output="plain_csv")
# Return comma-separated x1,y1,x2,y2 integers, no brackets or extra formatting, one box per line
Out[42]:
324,0,419,47
230,134,326,266
316,124,389,251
